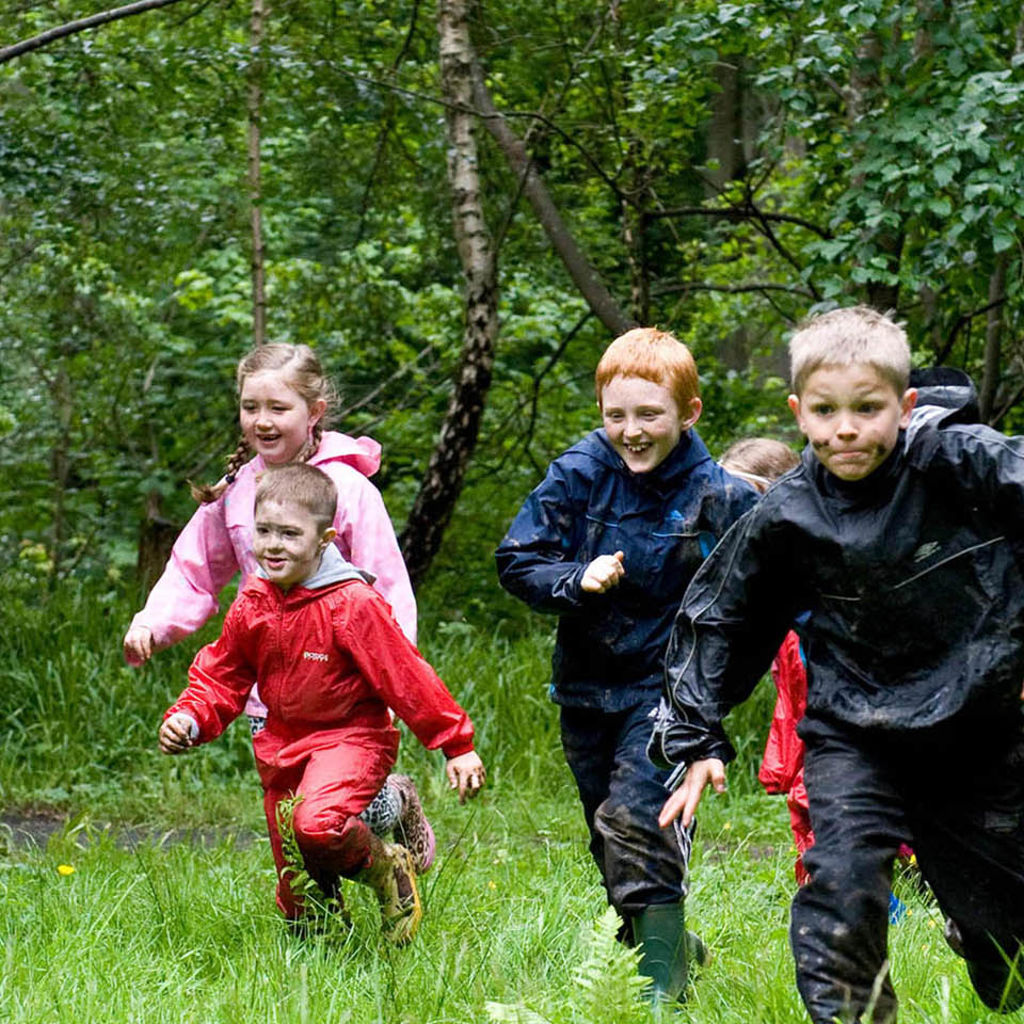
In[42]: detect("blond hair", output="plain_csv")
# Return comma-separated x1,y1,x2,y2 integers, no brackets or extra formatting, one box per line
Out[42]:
789,306,910,396
254,463,337,532
595,327,699,410
191,343,337,504
720,437,800,491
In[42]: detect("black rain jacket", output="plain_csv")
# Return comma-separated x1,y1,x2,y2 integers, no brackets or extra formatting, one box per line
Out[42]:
649,378,1024,775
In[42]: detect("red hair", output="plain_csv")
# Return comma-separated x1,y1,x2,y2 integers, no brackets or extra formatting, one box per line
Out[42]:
595,328,699,410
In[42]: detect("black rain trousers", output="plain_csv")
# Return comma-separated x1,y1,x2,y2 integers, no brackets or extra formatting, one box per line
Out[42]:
793,714,1024,1023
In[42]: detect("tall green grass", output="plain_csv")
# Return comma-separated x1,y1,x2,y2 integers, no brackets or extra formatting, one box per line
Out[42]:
0,581,1015,1022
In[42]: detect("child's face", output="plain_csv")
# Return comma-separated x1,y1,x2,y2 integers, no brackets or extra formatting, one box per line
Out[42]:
254,499,335,591
787,364,916,482
600,374,701,474
239,371,327,465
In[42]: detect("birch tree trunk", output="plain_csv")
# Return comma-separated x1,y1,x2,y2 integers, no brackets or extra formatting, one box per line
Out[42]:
399,0,499,588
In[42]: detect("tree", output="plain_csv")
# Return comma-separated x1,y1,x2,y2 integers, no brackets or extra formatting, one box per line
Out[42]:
399,0,499,589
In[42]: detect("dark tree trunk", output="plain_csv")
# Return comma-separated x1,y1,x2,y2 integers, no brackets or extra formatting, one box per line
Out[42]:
979,256,1007,424
468,61,635,337
136,491,180,592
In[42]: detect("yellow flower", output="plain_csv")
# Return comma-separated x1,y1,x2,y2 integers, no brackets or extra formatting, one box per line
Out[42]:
723,821,732,830
488,880,497,890
57,864,75,876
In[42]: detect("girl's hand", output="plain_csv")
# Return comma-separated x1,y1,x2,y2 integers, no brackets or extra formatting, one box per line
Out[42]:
446,751,486,804
159,713,198,755
581,550,625,593
658,758,727,829
124,625,154,667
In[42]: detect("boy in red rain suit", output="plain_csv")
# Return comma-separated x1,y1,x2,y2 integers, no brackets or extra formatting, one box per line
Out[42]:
159,463,485,944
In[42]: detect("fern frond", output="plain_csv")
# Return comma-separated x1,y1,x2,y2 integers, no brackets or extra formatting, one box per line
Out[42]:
275,794,322,904
572,906,649,1023
485,1001,554,1023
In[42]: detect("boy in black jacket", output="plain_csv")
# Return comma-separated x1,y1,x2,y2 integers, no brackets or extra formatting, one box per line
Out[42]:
651,306,1024,1023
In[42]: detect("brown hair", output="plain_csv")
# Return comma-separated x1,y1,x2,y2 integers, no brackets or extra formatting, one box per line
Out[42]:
594,327,699,410
789,306,910,396
191,343,337,503
254,463,338,533
720,437,800,492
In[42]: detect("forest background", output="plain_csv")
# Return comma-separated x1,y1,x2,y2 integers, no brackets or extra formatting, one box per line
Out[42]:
2,1,1024,1022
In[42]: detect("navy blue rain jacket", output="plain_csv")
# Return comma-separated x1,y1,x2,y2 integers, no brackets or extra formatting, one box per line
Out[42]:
649,380,1024,774
495,428,757,710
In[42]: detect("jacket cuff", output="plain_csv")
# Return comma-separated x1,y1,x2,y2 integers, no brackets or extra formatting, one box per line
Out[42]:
442,740,476,759
551,564,587,608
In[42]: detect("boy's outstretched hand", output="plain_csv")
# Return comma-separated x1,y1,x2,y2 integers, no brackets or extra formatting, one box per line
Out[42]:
658,757,727,829
447,751,486,804
159,712,198,755
581,550,625,593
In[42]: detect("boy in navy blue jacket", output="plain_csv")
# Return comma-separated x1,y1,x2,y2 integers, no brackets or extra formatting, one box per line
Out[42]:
653,306,1024,1023
496,327,756,1002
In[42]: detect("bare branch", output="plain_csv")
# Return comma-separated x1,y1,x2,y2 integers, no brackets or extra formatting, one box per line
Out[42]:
469,61,634,336
654,281,816,299
647,203,833,240
0,0,188,65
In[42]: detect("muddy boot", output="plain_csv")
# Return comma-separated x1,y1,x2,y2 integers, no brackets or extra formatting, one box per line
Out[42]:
389,774,436,874
632,902,705,1004
355,835,422,945
286,891,352,938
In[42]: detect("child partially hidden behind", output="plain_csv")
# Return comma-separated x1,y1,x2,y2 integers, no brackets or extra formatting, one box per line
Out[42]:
159,463,485,943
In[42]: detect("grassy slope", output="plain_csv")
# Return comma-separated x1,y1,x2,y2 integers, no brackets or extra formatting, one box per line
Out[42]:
0,585,1011,1022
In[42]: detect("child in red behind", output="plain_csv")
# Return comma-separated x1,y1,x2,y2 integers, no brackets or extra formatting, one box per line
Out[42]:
719,439,816,885
159,463,485,944
722,437,915,891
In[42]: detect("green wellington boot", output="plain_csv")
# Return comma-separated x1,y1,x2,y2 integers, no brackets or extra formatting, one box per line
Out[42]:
632,902,707,1004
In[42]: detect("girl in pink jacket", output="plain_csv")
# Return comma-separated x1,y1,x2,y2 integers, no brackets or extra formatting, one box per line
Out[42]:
125,343,433,872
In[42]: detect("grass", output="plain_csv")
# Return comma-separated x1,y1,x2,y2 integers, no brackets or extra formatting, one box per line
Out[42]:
0,581,1017,1022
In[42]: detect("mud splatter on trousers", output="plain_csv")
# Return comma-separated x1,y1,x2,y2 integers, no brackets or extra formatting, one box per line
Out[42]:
560,700,691,927
793,715,1024,1023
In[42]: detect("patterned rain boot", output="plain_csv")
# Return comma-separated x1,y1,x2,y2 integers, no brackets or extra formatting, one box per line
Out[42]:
389,774,436,874
356,836,422,945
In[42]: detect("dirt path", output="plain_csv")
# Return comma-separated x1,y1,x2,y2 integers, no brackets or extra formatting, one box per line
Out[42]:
0,810,260,852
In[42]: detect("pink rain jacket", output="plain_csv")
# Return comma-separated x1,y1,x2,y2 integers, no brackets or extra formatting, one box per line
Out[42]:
131,432,417,715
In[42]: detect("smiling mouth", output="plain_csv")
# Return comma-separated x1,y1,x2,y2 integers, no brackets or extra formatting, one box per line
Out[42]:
624,442,651,454
256,434,281,443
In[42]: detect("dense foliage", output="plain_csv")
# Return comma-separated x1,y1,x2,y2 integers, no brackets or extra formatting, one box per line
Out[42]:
1,0,1023,618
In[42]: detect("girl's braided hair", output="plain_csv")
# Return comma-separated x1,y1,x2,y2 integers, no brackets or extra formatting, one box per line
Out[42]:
190,343,337,504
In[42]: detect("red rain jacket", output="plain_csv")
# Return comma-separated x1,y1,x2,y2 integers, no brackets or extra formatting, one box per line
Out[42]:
167,568,475,785
758,631,807,796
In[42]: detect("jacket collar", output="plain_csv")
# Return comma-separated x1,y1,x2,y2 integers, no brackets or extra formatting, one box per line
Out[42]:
812,433,907,504
251,431,382,479
255,544,374,593
588,427,710,488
